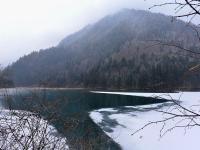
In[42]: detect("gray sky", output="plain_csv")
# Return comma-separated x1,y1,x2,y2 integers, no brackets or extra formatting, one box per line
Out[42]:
0,0,198,66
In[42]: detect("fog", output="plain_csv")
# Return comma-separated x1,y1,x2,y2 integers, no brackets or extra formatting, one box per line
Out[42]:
0,0,198,66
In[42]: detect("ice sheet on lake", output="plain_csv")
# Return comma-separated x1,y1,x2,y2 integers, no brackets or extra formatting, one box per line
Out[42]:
90,91,200,150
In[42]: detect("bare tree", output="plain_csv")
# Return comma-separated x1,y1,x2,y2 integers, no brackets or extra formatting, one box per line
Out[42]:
132,0,200,137
0,109,68,150
149,0,200,50
150,0,200,22
0,89,69,150
132,94,200,137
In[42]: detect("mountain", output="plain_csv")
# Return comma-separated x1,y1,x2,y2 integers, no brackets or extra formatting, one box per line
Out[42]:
8,9,200,90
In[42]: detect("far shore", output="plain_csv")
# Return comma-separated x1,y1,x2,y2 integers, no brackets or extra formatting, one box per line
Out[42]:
1,86,200,93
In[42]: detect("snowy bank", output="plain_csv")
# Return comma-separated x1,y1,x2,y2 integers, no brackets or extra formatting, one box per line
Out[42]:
0,109,69,150
90,92,200,150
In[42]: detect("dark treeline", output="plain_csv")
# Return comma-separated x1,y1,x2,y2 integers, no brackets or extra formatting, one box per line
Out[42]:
83,54,200,90
0,67,13,88
6,9,200,90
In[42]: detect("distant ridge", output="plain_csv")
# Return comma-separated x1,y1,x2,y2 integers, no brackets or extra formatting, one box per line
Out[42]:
9,9,200,90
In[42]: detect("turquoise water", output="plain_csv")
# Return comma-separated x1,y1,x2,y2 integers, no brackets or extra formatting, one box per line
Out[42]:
0,89,167,149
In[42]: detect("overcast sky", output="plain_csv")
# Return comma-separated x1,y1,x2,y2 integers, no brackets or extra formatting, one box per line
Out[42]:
0,0,198,66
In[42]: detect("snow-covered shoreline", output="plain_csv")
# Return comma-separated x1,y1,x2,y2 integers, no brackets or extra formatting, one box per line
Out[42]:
0,109,69,150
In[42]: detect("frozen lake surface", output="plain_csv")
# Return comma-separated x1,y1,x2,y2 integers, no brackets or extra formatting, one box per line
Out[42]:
90,91,200,150
1,88,199,149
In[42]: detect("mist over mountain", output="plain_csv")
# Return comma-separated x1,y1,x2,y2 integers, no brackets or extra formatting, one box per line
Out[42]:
9,9,200,90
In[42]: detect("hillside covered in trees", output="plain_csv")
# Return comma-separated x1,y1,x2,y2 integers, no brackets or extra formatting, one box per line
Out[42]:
8,9,200,90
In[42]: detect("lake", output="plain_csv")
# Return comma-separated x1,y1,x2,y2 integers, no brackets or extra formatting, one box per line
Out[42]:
0,88,168,149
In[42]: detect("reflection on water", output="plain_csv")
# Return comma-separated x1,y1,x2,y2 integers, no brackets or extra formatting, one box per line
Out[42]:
0,89,168,150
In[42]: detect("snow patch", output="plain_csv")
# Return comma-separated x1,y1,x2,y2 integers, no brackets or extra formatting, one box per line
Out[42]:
90,111,103,124
90,91,200,150
0,109,69,150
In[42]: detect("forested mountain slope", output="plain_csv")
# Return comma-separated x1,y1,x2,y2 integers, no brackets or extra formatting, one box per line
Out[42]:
9,9,200,90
